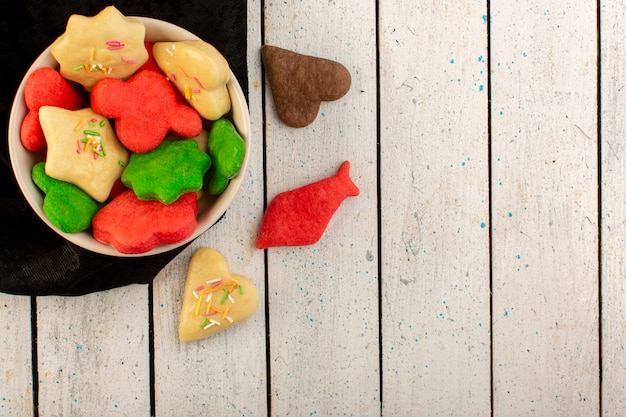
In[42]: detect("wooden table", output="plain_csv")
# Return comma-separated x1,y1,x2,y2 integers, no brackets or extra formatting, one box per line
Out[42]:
1,0,620,415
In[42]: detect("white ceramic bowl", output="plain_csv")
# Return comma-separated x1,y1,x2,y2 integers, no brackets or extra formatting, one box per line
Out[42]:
8,16,250,257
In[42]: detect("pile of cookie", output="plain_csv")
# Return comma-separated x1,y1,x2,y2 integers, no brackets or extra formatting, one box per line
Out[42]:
19,6,246,254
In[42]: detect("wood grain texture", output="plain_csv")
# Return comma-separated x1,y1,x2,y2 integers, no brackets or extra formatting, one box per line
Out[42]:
151,1,268,415
379,1,491,415
3,2,624,416
490,0,599,414
36,286,151,416
0,294,33,416
600,1,626,416
263,0,380,415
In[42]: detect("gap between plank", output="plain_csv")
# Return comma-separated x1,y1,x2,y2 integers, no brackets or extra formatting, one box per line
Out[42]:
148,283,156,417
485,1,494,416
375,0,383,414
259,0,272,415
595,0,603,415
30,296,39,417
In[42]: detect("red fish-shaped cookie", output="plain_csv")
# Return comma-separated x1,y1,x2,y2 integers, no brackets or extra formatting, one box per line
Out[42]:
256,161,359,249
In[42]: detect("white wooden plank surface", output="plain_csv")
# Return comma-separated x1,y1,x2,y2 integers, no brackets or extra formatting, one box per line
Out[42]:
263,1,380,415
490,0,599,414
36,286,151,416
151,1,268,415
5,2,626,416
600,1,626,416
0,294,33,416
379,1,491,415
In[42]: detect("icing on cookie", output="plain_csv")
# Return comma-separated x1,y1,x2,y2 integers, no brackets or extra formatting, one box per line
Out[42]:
39,106,129,203
152,40,231,120
51,6,149,91
179,248,259,342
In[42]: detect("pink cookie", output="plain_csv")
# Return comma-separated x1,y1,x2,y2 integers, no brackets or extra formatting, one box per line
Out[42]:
92,189,198,254
90,70,203,153
20,67,85,151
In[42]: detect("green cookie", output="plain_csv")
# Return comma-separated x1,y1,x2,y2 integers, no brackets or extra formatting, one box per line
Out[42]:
32,162,101,233
122,139,211,204
203,165,229,195
208,118,246,180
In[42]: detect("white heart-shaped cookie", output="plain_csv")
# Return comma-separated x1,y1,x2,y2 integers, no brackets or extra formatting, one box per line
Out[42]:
179,247,259,342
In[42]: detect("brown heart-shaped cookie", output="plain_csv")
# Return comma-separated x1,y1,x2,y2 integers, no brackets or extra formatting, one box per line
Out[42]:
261,45,351,128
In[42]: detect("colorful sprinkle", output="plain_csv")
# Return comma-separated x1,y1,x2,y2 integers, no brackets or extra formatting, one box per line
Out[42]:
83,130,100,137
220,290,229,305
106,40,125,50
190,275,243,330
121,56,137,65
194,295,203,316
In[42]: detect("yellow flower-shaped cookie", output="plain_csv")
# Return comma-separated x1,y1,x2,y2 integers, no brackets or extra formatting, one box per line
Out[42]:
153,40,231,120
51,6,149,91
39,106,129,203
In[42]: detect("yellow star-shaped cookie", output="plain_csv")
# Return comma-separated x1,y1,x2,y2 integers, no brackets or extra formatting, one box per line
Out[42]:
51,6,148,91
39,106,129,203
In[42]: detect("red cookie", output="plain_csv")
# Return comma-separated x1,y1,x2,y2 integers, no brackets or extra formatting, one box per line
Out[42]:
92,189,198,254
256,161,359,249
137,42,161,73
20,67,85,151
90,70,203,153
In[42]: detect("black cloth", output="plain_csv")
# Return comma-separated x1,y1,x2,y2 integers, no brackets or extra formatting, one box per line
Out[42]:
0,0,248,296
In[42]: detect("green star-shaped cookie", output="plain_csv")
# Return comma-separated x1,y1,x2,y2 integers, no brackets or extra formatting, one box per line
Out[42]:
122,139,211,204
